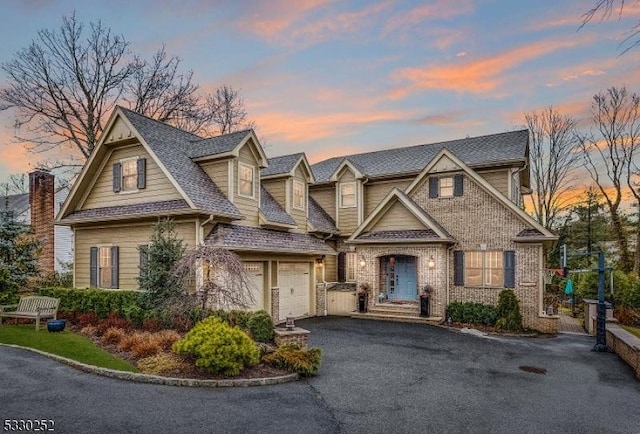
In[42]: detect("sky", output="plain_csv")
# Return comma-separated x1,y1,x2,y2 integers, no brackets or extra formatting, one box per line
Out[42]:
0,0,638,188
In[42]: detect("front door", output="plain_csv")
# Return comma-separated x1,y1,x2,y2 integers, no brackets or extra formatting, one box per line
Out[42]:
386,256,417,301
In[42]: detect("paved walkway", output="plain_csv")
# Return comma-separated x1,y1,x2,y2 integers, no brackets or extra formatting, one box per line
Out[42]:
558,313,588,335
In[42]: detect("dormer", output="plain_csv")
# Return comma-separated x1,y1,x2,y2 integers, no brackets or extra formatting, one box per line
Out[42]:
328,159,365,235
261,153,314,232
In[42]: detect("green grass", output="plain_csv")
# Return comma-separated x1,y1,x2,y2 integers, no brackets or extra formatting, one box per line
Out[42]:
0,325,138,372
621,325,640,339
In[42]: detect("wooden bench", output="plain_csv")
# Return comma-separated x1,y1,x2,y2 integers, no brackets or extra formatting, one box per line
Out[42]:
0,296,60,331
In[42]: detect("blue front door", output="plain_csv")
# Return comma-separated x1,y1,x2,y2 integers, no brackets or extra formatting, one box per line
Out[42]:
386,256,417,301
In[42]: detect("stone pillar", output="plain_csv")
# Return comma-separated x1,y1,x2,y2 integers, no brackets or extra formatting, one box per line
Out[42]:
271,287,280,323
29,170,55,275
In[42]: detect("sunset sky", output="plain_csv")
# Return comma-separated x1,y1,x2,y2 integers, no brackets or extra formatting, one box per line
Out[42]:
0,0,638,187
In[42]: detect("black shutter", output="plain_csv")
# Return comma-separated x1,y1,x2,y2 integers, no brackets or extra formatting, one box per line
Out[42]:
504,250,515,288
454,250,464,286
113,163,122,192
90,247,98,287
110,246,119,289
337,252,346,283
453,174,464,197
428,177,438,198
137,158,146,189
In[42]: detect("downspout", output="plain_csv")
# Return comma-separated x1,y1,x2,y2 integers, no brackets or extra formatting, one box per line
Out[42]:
322,233,334,316
199,215,215,245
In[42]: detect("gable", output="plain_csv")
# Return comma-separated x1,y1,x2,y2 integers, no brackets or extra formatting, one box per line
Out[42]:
365,200,427,232
104,117,134,144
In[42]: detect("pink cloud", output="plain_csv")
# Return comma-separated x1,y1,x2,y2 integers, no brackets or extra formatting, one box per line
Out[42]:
383,0,474,34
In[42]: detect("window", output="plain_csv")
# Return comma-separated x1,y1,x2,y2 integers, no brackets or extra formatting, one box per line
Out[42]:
293,180,305,210
346,252,357,282
238,163,255,198
99,247,112,288
439,176,453,197
339,182,356,208
90,246,119,289
465,251,503,287
113,158,146,193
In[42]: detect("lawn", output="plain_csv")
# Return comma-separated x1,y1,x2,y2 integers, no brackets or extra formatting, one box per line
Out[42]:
622,325,640,339
0,325,138,372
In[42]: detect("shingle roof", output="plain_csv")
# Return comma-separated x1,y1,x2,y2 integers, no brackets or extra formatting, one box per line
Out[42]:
261,153,305,177
205,224,335,255
186,129,252,159
60,199,191,223
2,192,30,217
354,230,441,241
119,107,241,218
308,197,338,234
260,186,296,226
311,129,529,183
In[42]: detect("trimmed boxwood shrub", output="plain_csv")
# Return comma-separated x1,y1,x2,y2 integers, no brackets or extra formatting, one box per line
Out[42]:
264,344,322,376
172,316,260,376
447,301,497,326
246,310,274,342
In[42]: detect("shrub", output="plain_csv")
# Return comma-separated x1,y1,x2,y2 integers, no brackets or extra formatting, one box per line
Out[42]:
264,344,322,376
228,310,251,329
76,312,100,328
246,311,274,342
446,302,497,326
37,287,146,321
155,329,182,351
101,327,126,345
141,318,164,333
117,334,138,352
137,353,190,376
172,316,260,376
80,325,97,337
131,335,163,358
495,289,523,331
96,312,132,335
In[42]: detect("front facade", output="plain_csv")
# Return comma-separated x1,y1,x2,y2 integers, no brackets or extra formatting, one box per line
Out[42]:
58,107,557,331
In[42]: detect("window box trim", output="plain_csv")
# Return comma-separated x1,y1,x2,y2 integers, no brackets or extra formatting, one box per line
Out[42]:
238,162,256,199
339,181,357,208
292,179,306,210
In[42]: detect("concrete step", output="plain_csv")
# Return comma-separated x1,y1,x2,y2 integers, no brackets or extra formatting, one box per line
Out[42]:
351,312,443,326
367,304,420,317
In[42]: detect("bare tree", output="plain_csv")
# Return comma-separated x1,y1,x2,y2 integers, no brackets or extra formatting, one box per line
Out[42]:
206,85,255,135
580,0,640,54
174,246,256,311
0,13,132,164
579,86,640,273
525,106,580,230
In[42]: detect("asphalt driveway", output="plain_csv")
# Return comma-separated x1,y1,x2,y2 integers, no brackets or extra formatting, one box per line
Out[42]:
1,317,640,433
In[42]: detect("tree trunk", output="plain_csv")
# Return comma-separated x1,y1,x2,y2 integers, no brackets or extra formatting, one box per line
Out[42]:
611,210,633,273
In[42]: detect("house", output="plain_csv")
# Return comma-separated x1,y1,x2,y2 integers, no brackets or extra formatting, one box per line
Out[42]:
3,170,73,275
309,130,558,333
57,106,558,332
56,107,334,323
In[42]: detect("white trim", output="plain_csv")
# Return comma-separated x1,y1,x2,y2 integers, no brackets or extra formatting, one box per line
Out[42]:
76,148,115,210
237,162,256,199
438,175,454,198
339,181,357,208
328,159,363,182
292,179,306,211
228,160,234,203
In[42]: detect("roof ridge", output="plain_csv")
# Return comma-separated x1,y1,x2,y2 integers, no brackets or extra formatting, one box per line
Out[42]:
190,128,254,143
117,105,204,140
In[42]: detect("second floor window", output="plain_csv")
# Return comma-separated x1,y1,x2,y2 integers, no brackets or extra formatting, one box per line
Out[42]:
122,159,138,191
239,163,255,198
340,182,356,208
293,180,305,210
113,158,146,193
439,176,453,197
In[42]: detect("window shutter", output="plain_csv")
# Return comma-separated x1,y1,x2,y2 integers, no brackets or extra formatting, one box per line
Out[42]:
90,247,98,288
137,158,146,189
110,246,119,289
428,177,438,198
454,250,464,286
337,252,346,283
453,174,464,197
113,163,122,192
504,250,515,288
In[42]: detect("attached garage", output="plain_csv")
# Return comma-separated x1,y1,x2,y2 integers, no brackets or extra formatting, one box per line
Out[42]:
243,262,265,311
278,262,312,320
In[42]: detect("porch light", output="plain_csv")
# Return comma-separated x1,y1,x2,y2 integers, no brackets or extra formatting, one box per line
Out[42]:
427,256,435,269
316,257,324,266
359,256,366,268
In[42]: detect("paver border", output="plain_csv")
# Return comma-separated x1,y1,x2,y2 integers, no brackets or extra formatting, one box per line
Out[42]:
0,343,298,387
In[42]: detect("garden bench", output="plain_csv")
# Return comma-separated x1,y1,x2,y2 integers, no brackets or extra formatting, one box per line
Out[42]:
0,296,60,331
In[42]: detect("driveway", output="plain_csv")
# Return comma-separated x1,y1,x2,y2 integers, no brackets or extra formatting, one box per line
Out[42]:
1,317,639,433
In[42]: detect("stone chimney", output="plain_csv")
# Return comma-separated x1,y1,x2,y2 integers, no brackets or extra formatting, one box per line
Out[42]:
29,170,55,275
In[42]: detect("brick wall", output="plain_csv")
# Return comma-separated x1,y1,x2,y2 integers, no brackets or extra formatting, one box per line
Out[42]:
29,170,55,275
606,324,640,380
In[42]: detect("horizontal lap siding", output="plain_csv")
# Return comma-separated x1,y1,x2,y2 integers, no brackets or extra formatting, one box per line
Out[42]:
200,160,230,197
74,220,195,289
309,187,335,220
364,179,412,216
234,144,260,227
478,169,509,197
372,202,425,231
82,144,182,209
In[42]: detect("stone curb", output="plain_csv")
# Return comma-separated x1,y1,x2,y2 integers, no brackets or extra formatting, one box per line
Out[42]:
0,343,298,387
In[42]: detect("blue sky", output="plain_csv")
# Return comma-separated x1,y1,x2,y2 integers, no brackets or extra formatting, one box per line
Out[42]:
0,0,638,184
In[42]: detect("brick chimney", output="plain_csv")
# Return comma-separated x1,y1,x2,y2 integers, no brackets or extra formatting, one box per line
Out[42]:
29,170,55,275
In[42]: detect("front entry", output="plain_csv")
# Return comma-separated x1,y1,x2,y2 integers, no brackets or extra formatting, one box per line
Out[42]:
383,255,417,301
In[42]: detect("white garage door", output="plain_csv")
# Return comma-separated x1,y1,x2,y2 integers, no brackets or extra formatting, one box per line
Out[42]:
244,262,264,311
278,262,311,320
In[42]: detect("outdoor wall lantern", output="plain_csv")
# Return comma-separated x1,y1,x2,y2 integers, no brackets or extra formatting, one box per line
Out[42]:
316,257,324,266
427,256,436,269
360,256,366,268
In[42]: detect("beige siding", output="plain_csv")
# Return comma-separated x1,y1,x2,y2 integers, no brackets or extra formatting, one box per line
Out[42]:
82,144,182,209
364,179,412,216
200,160,230,197
233,144,260,227
478,169,509,197
371,201,425,231
289,165,309,231
327,290,356,315
74,220,196,289
310,187,335,220
337,169,358,235
262,179,286,209
323,241,337,282
104,117,133,144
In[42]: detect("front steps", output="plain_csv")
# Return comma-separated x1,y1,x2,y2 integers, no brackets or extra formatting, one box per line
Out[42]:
351,302,443,325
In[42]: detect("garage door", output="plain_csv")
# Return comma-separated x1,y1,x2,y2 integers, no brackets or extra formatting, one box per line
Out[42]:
244,262,264,311
278,262,311,320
